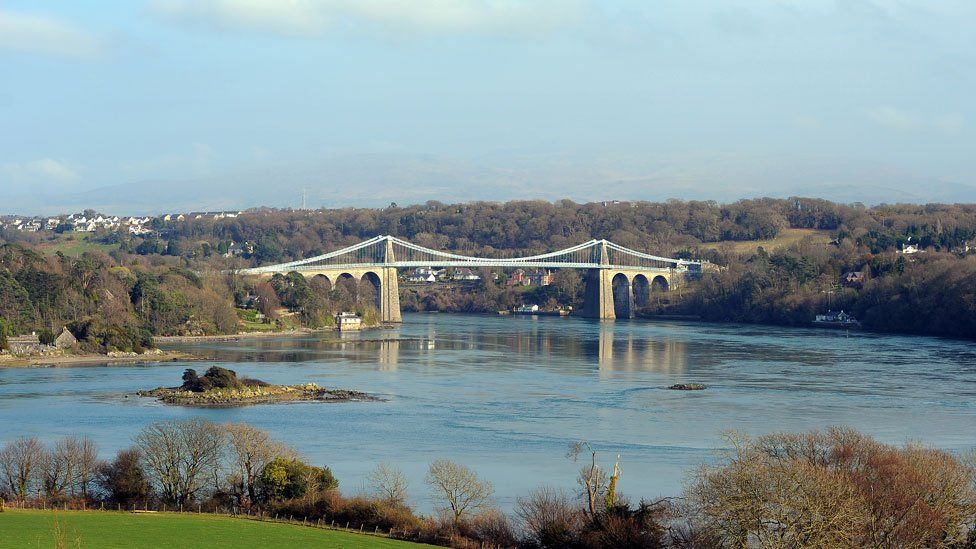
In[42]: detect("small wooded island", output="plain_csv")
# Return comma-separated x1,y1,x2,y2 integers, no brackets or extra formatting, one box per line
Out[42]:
137,366,376,407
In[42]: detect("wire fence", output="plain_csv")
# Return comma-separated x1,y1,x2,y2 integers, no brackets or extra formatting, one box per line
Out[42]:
2,498,505,549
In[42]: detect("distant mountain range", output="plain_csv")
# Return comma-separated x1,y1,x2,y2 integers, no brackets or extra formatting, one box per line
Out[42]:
4,153,974,215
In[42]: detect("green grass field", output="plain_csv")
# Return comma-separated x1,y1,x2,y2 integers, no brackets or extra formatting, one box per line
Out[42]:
699,228,832,254
33,232,120,257
0,509,435,548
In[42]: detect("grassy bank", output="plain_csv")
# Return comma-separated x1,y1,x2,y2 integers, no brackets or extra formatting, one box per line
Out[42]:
0,509,435,548
698,227,832,253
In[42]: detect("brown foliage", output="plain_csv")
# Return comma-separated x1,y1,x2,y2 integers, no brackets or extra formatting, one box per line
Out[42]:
686,427,976,548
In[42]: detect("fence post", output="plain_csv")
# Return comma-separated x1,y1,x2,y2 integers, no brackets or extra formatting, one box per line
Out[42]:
180,504,183,513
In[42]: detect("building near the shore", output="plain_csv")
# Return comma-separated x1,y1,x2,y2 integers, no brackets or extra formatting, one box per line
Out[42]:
335,312,363,331
55,327,77,349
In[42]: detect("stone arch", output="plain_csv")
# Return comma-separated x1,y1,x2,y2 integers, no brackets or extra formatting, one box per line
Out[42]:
651,275,669,293
611,272,633,319
359,271,383,312
333,273,358,310
632,274,650,309
309,273,332,293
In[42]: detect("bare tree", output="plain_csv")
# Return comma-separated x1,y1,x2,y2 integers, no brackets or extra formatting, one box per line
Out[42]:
567,441,609,518
686,428,976,548
75,437,99,499
425,459,494,525
224,422,293,506
0,437,45,500
41,441,70,499
137,419,224,505
41,437,98,500
367,461,408,505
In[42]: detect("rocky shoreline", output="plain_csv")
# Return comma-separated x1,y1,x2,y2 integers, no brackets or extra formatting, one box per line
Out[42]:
137,383,378,407
0,349,196,369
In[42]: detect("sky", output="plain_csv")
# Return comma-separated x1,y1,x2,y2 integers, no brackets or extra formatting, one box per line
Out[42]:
1,1,975,213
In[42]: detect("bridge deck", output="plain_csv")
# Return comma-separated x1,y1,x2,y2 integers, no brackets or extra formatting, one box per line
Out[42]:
235,236,698,276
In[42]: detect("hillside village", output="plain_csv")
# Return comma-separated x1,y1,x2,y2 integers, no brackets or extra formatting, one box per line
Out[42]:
0,210,243,236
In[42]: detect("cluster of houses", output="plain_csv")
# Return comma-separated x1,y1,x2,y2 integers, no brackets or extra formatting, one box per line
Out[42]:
0,213,152,234
0,210,243,236
405,267,482,283
506,269,554,287
222,241,255,258
403,266,555,287
160,211,241,222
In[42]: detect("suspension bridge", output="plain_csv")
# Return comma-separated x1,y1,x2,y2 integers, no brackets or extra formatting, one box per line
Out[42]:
236,236,700,321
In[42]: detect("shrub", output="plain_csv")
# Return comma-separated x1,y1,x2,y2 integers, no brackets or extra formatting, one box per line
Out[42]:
179,367,247,392
97,448,151,508
515,486,582,548
37,329,56,346
257,458,338,503
66,318,153,354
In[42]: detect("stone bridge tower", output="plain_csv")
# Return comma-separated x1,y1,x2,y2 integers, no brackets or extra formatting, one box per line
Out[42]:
379,237,402,323
582,241,616,319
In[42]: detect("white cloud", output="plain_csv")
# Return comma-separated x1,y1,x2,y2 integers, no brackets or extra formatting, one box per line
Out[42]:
148,0,585,38
2,158,81,185
0,10,103,58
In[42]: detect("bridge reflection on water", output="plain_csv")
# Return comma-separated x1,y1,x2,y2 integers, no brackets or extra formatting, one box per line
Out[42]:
176,316,686,376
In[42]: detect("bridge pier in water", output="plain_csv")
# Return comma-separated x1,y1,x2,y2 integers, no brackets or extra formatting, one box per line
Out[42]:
583,268,617,320
582,269,672,320
378,267,401,323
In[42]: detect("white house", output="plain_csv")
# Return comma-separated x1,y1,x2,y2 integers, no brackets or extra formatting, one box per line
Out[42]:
407,272,437,283
452,268,481,281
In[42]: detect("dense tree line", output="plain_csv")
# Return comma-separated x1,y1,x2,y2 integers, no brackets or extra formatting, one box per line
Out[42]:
2,423,974,548
32,198,964,264
655,241,976,339
0,244,236,346
4,198,976,341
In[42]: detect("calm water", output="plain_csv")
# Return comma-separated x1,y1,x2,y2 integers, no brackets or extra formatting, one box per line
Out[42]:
2,314,975,510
